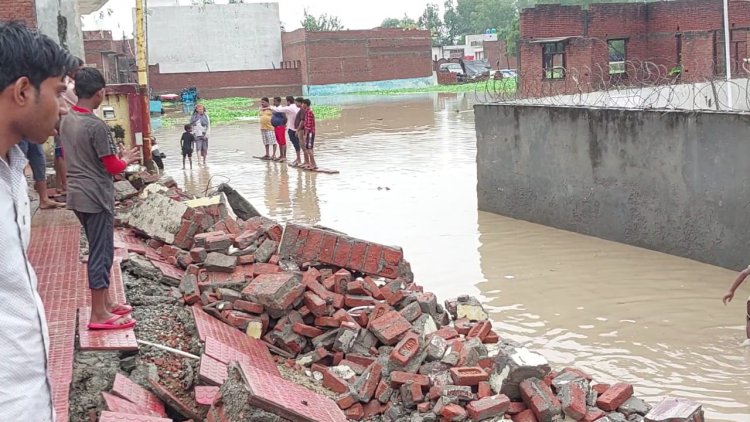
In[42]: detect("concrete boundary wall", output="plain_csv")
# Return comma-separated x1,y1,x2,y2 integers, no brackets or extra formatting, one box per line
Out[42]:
475,104,750,270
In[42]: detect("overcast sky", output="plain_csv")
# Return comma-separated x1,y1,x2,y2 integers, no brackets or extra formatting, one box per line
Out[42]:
82,0,435,39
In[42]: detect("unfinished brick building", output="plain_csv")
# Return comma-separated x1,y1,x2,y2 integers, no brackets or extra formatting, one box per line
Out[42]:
518,0,750,97
84,31,136,85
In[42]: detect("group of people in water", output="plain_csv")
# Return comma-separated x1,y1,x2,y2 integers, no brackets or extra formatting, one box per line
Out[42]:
178,96,318,170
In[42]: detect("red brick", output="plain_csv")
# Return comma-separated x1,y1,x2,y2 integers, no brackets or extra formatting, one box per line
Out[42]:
512,409,538,422
368,310,411,345
293,322,324,338
390,332,421,365
223,310,253,330
241,272,304,311
435,326,459,340
333,269,351,294
478,381,493,399
428,385,442,401
450,367,490,386
467,395,511,421
314,316,340,327
345,294,377,308
335,392,357,410
454,318,473,335
237,254,255,265
390,371,430,387
356,361,382,402
333,309,356,325
344,403,364,420
332,237,354,268
560,382,587,420
520,378,562,422
350,310,368,328
300,229,324,262
233,300,264,314
362,400,384,418
348,241,368,271
467,320,492,341
319,233,338,263
303,291,328,316
382,247,403,266
332,351,344,366
375,380,393,403
507,401,528,415
339,359,366,375
441,403,467,420
322,275,336,291
367,302,392,326
322,369,350,394
347,280,367,295
596,382,633,412
345,354,376,368
417,402,432,413
253,263,281,275
401,381,424,406
484,330,500,344
362,276,384,299
363,244,383,274
592,383,610,395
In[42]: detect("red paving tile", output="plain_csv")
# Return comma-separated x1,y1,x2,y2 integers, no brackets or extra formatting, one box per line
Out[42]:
199,354,229,386
78,308,139,351
98,411,172,422
239,364,347,422
111,373,167,417
29,210,84,422
204,336,280,377
194,386,220,406
193,306,280,374
102,392,161,417
147,379,203,421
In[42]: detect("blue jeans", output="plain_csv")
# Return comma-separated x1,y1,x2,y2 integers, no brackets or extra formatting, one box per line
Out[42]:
19,140,47,182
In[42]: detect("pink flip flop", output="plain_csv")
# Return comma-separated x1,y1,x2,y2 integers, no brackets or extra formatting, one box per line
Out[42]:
88,314,136,330
111,304,133,316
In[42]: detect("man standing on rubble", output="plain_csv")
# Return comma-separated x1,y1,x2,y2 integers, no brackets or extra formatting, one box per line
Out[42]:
61,67,141,330
0,21,74,421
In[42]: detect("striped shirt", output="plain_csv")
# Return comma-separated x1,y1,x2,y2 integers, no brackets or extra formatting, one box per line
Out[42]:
0,144,54,421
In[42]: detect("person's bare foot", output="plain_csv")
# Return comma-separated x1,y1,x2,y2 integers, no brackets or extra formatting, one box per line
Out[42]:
39,199,64,209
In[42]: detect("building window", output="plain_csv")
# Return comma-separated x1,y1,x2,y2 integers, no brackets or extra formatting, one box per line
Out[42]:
608,39,626,75
542,42,565,79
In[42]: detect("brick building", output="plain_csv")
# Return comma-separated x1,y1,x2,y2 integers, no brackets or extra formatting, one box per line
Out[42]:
149,28,433,98
84,31,136,85
282,28,433,96
518,0,750,97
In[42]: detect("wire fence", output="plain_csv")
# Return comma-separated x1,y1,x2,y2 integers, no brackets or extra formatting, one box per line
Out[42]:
474,58,750,113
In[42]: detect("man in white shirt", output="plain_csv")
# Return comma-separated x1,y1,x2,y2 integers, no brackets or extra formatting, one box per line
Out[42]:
0,22,74,421
272,95,302,166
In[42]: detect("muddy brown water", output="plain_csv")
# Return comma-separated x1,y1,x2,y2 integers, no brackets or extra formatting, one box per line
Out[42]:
154,93,750,420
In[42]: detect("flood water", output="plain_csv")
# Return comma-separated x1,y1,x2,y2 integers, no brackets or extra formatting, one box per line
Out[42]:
154,93,750,420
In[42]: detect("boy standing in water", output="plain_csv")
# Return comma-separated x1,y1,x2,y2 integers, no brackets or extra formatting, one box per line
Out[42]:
301,99,317,170
723,268,750,346
259,97,276,159
181,124,195,169
271,96,288,162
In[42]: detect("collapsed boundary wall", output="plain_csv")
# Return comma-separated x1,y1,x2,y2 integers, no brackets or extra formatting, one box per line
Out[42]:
475,104,750,270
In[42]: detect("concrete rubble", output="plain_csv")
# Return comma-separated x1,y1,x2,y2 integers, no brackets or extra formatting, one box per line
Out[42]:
102,178,706,422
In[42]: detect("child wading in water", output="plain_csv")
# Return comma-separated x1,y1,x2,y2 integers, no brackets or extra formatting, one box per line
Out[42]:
181,124,195,169
723,267,750,346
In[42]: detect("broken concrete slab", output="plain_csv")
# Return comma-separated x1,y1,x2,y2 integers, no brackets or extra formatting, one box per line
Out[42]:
217,183,261,220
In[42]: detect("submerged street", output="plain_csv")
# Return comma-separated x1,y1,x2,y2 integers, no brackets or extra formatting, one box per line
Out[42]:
153,93,750,421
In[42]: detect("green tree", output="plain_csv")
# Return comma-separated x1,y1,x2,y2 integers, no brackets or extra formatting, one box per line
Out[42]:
380,14,418,29
443,0,461,45
301,8,345,31
418,3,444,46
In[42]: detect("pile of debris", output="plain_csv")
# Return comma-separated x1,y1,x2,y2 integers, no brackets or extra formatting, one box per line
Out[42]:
108,179,705,422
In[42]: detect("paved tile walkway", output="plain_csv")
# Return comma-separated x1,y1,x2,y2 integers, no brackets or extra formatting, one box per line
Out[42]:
29,209,135,422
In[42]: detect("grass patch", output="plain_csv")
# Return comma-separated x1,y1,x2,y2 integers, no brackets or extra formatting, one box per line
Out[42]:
158,97,342,127
350,79,517,95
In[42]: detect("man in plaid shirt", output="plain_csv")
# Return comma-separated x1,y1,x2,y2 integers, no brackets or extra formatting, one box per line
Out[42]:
301,99,317,170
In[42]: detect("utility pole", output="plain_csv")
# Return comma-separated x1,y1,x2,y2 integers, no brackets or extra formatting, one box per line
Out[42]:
135,0,153,167
723,0,733,109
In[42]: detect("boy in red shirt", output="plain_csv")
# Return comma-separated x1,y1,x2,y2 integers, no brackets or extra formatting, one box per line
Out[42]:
301,99,317,170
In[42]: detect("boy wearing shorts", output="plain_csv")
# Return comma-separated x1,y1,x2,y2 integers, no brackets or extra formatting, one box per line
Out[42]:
723,267,750,346
181,124,195,169
302,99,317,170
259,97,276,159
271,96,288,162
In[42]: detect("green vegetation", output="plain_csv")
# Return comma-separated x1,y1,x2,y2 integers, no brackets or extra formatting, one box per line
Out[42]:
351,79,516,96
158,98,342,127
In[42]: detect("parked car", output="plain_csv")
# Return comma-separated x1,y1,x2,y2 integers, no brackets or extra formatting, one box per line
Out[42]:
439,63,463,74
498,69,518,78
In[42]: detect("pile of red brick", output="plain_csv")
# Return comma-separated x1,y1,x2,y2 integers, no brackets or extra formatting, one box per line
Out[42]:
117,184,704,422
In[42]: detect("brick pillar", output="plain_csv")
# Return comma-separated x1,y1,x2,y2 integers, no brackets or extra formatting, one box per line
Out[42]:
0,0,37,29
